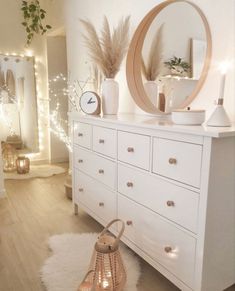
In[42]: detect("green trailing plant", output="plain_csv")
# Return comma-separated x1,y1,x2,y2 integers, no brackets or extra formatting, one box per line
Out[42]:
164,56,191,74
21,0,52,46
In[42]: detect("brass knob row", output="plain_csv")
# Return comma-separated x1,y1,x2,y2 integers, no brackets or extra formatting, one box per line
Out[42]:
169,158,177,165
166,200,175,207
78,159,83,163
126,182,133,188
126,220,133,226
127,147,134,153
164,246,172,253
99,139,105,144
78,188,84,192
99,202,104,207
78,133,83,137
98,169,104,174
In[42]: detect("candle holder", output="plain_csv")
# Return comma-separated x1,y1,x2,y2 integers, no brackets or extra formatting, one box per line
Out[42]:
16,155,30,174
2,143,18,172
207,98,231,127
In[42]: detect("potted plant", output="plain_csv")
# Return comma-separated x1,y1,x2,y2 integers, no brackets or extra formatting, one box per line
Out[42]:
80,16,130,115
21,0,52,46
164,56,191,76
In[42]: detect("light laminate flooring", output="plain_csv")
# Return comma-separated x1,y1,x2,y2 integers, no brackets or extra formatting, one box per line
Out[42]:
0,169,234,291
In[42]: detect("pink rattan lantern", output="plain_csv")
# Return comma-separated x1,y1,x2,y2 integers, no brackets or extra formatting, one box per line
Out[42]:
78,219,126,291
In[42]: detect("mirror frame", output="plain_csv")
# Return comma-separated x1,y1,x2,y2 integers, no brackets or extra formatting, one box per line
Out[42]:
126,0,212,114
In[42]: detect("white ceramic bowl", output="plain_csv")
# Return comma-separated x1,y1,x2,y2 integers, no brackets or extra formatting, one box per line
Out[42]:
171,109,205,125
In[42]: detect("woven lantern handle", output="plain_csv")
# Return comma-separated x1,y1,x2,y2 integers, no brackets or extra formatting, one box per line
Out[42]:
99,219,125,249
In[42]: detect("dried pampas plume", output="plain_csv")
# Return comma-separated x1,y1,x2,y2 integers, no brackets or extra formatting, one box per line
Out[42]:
80,16,130,79
142,23,164,81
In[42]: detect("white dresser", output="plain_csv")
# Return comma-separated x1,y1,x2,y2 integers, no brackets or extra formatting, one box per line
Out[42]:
71,113,235,291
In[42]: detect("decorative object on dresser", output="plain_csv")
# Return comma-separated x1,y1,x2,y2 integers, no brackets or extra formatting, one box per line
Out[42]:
71,113,235,291
142,24,164,106
172,108,205,125
2,143,18,172
41,233,140,291
207,61,232,127
79,219,126,291
79,91,101,115
80,16,130,115
126,0,212,114
16,155,30,174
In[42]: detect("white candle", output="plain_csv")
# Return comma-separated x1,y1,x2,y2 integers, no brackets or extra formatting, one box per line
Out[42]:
219,72,226,100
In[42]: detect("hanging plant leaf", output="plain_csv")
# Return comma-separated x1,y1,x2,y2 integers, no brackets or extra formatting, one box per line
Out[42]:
21,0,52,46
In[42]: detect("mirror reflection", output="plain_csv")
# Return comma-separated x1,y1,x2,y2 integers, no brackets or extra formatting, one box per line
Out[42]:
0,54,38,152
142,2,207,112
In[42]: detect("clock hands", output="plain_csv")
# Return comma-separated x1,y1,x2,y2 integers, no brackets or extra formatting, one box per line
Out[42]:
87,97,96,104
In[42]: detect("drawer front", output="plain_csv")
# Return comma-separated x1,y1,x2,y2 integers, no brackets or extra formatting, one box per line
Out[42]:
75,170,116,224
93,126,117,159
153,138,202,188
118,164,199,233
118,131,150,170
74,146,116,190
118,195,196,288
73,122,92,149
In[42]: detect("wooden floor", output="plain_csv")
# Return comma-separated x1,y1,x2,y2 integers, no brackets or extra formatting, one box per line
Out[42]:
0,168,234,291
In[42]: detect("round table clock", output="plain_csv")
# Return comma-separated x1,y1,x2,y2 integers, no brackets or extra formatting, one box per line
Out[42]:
79,91,101,115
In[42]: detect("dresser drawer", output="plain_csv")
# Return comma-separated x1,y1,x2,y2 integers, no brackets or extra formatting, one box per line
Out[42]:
74,146,116,190
73,122,92,149
118,131,150,170
118,195,196,288
93,126,117,159
118,164,199,233
153,138,202,188
75,170,116,224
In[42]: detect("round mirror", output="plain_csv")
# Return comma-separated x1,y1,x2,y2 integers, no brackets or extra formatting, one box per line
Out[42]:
126,0,212,114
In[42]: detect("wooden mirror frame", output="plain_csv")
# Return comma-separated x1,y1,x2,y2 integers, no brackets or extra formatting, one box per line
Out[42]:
126,0,212,114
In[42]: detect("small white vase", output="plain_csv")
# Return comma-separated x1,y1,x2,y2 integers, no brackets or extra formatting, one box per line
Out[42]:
144,81,158,106
101,78,119,115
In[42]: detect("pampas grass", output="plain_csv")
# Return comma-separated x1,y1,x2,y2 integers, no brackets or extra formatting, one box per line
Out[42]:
142,24,164,81
80,16,130,79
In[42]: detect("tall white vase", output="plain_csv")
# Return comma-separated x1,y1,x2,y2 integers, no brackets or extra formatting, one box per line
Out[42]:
101,78,119,115
144,81,158,107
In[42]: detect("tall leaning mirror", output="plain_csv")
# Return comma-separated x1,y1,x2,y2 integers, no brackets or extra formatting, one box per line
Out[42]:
126,0,212,114
0,54,38,152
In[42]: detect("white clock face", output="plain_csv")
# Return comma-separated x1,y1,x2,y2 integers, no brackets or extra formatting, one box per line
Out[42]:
80,91,100,114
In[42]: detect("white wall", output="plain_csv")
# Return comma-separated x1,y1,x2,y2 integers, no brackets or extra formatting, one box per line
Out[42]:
47,36,69,163
59,0,235,121
0,0,50,162
0,143,5,198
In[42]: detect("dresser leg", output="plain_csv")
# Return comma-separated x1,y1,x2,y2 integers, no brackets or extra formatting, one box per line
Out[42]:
74,203,78,215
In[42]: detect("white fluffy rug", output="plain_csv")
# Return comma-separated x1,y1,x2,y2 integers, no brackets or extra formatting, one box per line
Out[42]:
41,233,140,291
4,165,66,180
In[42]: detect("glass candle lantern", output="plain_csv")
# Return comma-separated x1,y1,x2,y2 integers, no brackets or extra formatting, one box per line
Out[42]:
2,143,18,172
16,156,30,174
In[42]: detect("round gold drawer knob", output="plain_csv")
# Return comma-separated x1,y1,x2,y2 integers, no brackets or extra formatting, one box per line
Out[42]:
99,202,104,207
127,147,134,153
166,200,175,207
126,220,133,226
99,139,105,144
78,188,84,192
164,246,172,253
169,158,177,165
126,182,133,187
98,169,104,174
78,159,83,163
78,133,83,137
